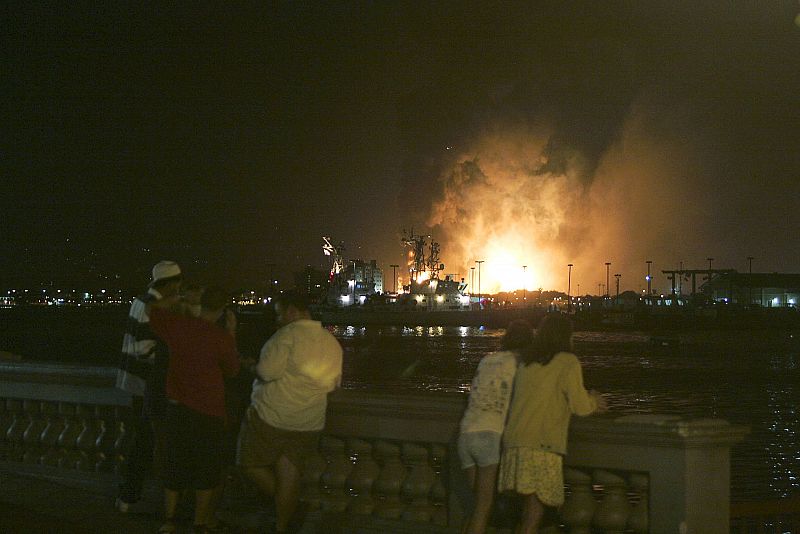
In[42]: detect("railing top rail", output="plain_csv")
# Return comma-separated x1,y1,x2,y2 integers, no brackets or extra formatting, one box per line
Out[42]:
0,362,749,446
572,414,750,447
0,361,118,381
731,494,800,517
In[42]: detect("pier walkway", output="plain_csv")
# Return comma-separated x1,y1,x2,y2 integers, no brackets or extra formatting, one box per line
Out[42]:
0,469,275,534
0,469,161,533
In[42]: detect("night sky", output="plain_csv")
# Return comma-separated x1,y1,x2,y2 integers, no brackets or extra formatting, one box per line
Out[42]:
4,3,800,292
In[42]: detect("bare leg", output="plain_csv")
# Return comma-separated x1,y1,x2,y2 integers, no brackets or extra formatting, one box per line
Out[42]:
241,465,276,497
161,488,179,532
516,492,544,534
464,463,499,534
461,466,477,534
464,465,477,489
193,488,215,528
164,488,179,519
204,482,225,527
274,454,301,532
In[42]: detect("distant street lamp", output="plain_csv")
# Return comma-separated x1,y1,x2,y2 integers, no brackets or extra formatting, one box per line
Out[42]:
390,264,399,293
747,256,754,274
470,267,475,297
614,273,621,303
567,264,573,312
476,260,485,308
646,260,653,295
522,265,527,304
746,256,754,305
707,257,714,282
605,262,611,298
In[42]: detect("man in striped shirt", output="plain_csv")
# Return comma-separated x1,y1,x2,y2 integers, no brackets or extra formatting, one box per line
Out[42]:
115,260,182,512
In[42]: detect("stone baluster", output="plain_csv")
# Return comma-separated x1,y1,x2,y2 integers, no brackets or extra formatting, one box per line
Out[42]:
75,404,98,471
111,405,136,474
39,402,67,467
92,419,111,472
5,399,29,462
561,467,596,534
22,400,48,464
111,413,131,475
400,443,435,523
372,440,407,519
592,470,631,534
93,405,117,472
428,444,448,526
0,399,9,438
61,404,91,470
57,403,82,469
301,447,327,512
319,436,352,513
0,399,19,459
345,438,380,515
626,473,649,534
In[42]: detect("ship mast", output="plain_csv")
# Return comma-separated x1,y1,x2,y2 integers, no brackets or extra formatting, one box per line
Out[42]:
401,228,428,283
427,240,442,279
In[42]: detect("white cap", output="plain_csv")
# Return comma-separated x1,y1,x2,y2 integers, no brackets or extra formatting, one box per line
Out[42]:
150,260,182,285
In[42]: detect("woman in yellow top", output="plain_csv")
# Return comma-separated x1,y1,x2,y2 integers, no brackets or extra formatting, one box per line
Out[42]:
498,313,607,533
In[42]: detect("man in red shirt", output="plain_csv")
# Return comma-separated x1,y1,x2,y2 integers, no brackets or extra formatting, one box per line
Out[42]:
148,286,241,534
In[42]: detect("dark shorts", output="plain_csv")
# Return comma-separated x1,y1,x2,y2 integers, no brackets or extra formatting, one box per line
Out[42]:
237,406,320,470
163,403,225,491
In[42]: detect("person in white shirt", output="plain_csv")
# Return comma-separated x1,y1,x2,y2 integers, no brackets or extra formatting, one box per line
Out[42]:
237,291,342,533
457,320,532,534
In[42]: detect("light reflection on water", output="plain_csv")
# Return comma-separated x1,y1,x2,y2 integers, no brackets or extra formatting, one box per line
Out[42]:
332,325,800,502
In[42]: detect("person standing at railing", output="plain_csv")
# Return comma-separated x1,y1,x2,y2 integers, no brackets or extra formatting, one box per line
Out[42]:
147,286,241,534
457,320,532,534
499,313,608,534
115,260,182,513
238,291,343,534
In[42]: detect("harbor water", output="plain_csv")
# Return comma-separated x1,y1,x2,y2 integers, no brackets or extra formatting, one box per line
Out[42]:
1,307,798,502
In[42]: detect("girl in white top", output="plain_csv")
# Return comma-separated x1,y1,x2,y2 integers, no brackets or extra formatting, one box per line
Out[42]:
457,320,533,534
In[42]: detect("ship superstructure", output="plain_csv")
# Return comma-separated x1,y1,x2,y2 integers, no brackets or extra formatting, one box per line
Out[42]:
322,231,467,309
400,229,469,310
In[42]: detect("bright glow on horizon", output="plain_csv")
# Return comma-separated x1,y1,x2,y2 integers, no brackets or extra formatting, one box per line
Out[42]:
426,129,580,294
476,245,546,293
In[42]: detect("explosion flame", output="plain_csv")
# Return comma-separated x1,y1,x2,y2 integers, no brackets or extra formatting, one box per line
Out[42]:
428,125,587,294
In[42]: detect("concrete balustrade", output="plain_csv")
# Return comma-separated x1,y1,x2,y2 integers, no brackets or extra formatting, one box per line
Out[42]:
0,361,748,533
